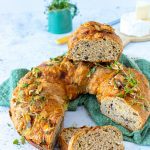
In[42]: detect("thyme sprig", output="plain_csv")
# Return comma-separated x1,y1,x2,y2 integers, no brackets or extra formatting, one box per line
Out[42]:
115,69,139,99
22,83,29,88
108,61,146,110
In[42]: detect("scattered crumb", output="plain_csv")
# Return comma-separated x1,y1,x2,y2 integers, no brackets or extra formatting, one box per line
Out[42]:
20,136,26,144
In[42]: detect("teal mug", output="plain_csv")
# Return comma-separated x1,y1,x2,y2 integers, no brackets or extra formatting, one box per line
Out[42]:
48,4,77,34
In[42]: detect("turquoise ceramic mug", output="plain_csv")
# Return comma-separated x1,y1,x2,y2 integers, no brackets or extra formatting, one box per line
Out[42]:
48,4,77,34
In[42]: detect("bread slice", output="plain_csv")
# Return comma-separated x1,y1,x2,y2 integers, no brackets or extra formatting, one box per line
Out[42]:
67,21,123,62
59,127,80,150
68,126,124,150
59,126,88,150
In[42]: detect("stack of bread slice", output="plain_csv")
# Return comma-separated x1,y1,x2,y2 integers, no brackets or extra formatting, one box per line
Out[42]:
9,21,150,149
59,126,124,150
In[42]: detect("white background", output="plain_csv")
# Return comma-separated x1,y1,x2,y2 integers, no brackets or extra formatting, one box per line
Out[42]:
0,0,150,149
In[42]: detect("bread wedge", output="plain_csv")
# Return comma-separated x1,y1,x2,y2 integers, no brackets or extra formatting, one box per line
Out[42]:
68,126,124,150
67,21,123,62
97,63,150,131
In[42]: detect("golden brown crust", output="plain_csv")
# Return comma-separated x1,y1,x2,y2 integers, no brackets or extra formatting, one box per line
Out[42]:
58,128,72,150
67,21,123,62
59,136,68,150
58,126,88,150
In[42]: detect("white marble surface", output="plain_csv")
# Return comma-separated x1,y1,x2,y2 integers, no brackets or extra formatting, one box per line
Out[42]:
0,0,150,150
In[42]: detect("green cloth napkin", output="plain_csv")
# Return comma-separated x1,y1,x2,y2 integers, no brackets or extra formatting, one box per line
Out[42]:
0,54,150,145
0,69,29,106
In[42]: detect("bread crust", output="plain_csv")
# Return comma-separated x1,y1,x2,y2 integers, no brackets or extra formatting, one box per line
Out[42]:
68,126,124,150
67,21,123,62
58,126,87,150
59,136,68,150
58,127,77,150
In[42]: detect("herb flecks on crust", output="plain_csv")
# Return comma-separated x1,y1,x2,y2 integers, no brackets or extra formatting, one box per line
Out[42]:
46,55,65,66
31,68,42,78
87,66,97,78
108,61,147,110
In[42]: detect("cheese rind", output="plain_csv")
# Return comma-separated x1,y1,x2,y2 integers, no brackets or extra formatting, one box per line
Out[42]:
120,12,150,36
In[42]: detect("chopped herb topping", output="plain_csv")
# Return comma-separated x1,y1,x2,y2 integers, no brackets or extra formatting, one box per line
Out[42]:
16,101,21,105
50,57,61,62
40,96,46,101
20,136,26,144
64,103,68,111
108,62,146,109
107,61,123,72
32,68,42,78
87,66,97,78
117,93,124,98
143,104,149,111
125,71,137,86
30,98,35,105
22,83,29,88
13,139,19,145
110,66,147,110
13,137,26,145
18,90,24,101
123,70,138,97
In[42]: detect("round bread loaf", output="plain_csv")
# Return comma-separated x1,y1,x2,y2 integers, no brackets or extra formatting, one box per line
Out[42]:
67,21,123,62
10,57,150,149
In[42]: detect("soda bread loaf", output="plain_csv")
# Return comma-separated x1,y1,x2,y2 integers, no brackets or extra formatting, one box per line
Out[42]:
67,21,123,62
9,22,150,149
67,126,124,150
10,56,150,149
